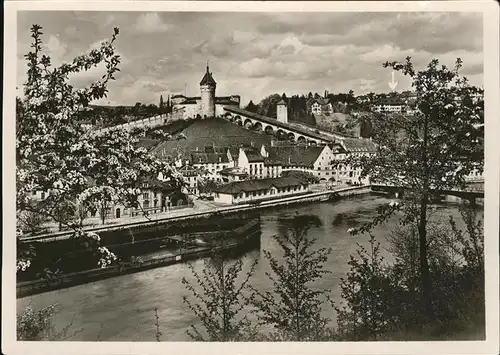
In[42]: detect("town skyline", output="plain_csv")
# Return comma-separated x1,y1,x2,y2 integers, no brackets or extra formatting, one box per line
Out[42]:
16,11,483,106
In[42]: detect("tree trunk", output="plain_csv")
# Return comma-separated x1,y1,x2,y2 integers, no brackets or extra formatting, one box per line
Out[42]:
419,112,431,315
418,193,431,309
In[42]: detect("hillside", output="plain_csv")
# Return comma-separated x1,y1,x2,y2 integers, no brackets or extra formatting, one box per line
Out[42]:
150,117,273,162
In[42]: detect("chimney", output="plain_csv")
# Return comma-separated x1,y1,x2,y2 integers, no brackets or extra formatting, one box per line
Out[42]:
277,99,288,124
196,146,199,152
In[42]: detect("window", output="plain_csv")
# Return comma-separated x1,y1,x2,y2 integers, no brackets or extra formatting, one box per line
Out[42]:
143,192,149,200
32,191,37,196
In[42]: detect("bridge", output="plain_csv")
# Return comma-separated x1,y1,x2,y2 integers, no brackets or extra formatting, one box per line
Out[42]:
371,180,484,202
222,106,346,145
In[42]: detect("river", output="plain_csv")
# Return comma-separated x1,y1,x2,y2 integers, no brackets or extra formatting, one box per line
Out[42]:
17,194,480,341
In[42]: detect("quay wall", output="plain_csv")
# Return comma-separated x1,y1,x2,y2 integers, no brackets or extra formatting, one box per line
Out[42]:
20,185,373,244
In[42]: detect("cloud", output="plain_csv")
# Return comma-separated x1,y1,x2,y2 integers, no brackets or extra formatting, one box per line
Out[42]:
16,11,483,105
46,34,67,65
133,13,171,33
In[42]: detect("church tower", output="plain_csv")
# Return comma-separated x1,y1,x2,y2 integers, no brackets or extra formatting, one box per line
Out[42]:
199,64,216,118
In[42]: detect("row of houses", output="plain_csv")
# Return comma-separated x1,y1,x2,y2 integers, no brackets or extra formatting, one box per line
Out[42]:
149,137,378,196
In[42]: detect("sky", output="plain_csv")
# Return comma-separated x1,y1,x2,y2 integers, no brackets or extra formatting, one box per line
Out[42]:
16,11,483,106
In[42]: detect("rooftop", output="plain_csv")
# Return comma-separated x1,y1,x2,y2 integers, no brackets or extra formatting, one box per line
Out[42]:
191,151,230,164
267,145,325,168
214,176,308,195
341,138,377,153
199,65,217,86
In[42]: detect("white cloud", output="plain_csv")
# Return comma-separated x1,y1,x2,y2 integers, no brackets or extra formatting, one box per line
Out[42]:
133,13,171,34
46,34,67,65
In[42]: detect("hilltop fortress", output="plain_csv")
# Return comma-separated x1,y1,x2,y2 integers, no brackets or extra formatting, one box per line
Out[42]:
171,65,241,119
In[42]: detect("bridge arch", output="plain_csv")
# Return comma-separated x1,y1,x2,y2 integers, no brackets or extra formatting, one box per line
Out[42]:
287,132,296,142
234,115,242,125
265,125,274,135
276,129,287,140
307,140,317,146
244,118,253,129
253,122,263,131
297,135,306,144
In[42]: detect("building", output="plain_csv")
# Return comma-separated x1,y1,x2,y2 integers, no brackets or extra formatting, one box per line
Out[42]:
213,176,310,205
191,148,235,176
172,65,241,119
276,99,288,123
177,165,211,195
373,99,406,113
333,138,377,185
309,97,333,116
219,167,248,183
237,146,267,179
266,144,335,181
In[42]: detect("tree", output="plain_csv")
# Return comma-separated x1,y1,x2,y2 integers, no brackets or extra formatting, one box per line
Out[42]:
244,100,258,113
251,215,334,341
16,24,182,271
336,202,485,340
182,249,258,341
347,57,483,315
159,95,164,109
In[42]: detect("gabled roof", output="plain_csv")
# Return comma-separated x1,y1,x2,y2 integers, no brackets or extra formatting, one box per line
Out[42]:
277,99,287,105
242,147,264,162
267,145,326,168
214,176,308,194
191,151,229,164
311,97,331,106
341,138,377,153
200,65,217,86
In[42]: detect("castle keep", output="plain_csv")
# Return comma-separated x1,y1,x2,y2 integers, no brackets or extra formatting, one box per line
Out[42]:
171,65,241,119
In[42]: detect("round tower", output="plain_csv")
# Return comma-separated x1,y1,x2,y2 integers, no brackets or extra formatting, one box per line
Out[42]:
199,64,216,118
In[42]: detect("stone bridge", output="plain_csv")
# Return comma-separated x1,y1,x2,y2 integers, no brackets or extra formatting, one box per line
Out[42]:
371,181,484,201
222,106,345,145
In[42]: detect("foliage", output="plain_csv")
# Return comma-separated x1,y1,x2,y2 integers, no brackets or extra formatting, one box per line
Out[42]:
281,170,320,184
244,100,258,113
334,235,396,340
17,303,75,340
182,250,258,341
16,24,183,271
344,57,484,308
336,202,485,340
197,178,222,195
251,215,334,341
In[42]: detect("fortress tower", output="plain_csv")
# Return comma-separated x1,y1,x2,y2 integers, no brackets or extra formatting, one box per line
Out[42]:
277,99,288,123
199,64,216,118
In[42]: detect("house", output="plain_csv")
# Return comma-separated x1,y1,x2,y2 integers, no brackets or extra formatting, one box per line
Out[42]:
373,98,406,113
332,138,377,185
177,165,211,195
266,144,335,181
309,97,333,116
219,167,248,183
237,146,267,179
213,176,310,205
191,148,235,176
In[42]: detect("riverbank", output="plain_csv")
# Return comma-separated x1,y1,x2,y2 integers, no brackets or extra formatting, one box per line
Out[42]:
17,220,261,298
20,185,371,243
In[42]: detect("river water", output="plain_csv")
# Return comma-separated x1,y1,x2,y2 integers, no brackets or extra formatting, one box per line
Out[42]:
17,194,479,341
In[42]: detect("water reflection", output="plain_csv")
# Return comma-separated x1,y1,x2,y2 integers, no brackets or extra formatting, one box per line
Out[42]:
17,195,480,341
